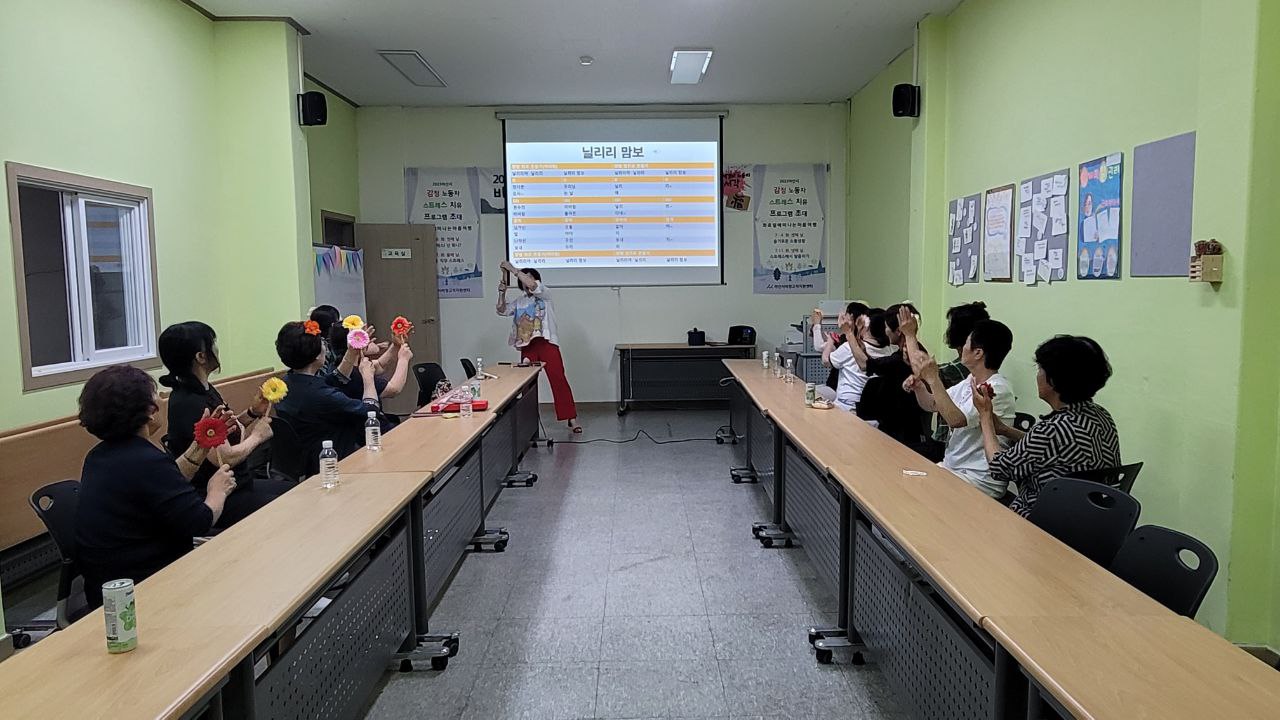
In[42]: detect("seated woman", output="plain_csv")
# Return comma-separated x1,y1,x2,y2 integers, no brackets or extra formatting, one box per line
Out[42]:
75,366,237,608
906,320,1017,499
973,335,1121,516
310,305,390,376
855,304,931,447
158,321,294,527
271,320,379,479
815,303,888,412
326,321,414,403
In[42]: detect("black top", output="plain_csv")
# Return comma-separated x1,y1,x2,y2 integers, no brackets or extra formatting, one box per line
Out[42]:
164,376,266,493
857,349,930,447
272,371,377,480
75,435,214,606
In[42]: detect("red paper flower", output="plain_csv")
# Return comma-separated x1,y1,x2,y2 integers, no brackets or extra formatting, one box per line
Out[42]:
390,316,413,337
194,416,229,449
303,320,321,336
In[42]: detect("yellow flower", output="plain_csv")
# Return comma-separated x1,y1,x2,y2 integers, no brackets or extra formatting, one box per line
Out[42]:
342,314,364,330
261,377,288,403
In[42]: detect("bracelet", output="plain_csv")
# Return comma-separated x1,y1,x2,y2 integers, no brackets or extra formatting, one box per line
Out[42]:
182,452,203,465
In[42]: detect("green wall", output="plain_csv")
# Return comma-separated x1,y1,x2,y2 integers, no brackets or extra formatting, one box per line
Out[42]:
304,80,360,245
847,52,913,303
0,0,310,429
849,0,1277,641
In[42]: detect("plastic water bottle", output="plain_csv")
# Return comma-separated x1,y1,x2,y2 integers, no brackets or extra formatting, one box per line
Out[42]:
365,411,382,451
784,358,795,384
319,440,340,489
461,393,474,418
475,356,484,379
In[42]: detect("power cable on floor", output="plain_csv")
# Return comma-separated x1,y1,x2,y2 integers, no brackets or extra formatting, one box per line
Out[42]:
558,428,721,445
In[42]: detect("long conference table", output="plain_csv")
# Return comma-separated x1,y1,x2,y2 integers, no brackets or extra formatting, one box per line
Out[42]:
723,359,1280,719
0,365,542,720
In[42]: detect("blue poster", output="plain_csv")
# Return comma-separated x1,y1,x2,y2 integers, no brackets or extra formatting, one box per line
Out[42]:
1077,153,1124,279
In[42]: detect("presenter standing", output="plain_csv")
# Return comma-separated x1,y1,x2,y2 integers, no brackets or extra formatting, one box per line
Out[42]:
497,260,581,433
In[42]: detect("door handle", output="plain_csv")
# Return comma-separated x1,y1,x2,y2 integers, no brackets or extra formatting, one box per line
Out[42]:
424,317,437,324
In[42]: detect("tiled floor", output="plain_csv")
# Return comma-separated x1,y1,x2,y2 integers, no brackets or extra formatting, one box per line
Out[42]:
364,404,906,720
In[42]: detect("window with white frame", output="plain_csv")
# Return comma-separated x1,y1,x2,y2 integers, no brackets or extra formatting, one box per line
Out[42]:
7,163,159,390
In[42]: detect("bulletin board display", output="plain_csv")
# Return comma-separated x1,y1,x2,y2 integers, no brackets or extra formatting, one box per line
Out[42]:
946,193,982,286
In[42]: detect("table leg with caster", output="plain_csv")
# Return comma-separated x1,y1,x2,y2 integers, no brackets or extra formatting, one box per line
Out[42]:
751,522,796,549
472,528,510,553
504,470,538,488
392,631,460,672
730,467,758,484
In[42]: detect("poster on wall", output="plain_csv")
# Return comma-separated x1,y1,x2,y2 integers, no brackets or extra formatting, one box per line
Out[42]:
752,163,827,295
983,185,1015,282
946,193,982,285
722,165,754,212
479,166,506,214
1077,153,1124,280
405,167,484,297
313,245,366,319
1015,170,1071,286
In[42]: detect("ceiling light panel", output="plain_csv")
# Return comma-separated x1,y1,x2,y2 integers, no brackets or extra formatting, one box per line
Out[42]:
670,49,713,84
378,50,447,87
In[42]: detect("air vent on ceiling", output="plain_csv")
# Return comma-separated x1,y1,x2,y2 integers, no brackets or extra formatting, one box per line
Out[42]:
378,50,447,88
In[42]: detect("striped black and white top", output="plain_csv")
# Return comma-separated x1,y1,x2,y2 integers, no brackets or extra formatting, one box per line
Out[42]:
993,401,1121,517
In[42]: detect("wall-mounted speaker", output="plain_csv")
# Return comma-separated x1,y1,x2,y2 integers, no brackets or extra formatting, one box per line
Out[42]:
298,91,328,126
892,84,921,118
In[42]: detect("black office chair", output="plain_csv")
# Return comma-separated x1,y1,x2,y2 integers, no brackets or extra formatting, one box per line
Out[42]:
8,481,89,647
1013,412,1037,433
1027,478,1140,567
268,414,314,483
1110,525,1218,617
1067,462,1145,494
413,362,449,407
460,358,477,379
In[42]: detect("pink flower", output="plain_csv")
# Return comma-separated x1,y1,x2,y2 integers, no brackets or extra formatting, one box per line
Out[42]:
347,328,370,349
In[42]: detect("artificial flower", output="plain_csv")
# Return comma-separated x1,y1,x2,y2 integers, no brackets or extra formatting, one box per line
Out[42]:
342,314,364,330
390,316,414,337
347,328,370,349
194,416,230,449
303,320,321,336
260,377,288,403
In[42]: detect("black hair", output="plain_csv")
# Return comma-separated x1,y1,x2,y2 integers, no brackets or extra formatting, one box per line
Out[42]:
865,310,891,347
276,321,324,371
157,321,218,388
310,305,341,336
967,320,1013,371
78,366,158,441
328,321,349,356
1034,335,1112,403
844,301,870,320
884,302,921,333
521,268,542,281
945,301,990,350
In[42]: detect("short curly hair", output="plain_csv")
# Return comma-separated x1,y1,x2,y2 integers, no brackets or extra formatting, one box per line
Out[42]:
78,366,158,441
276,321,324,370
1034,335,1112,404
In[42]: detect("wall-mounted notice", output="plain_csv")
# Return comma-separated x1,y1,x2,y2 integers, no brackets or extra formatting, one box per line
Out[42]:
1015,170,1071,286
1078,154,1124,280
405,167,485,297
947,193,982,286
722,165,754,212
983,185,1015,282
753,164,827,294
1131,132,1196,276
313,245,366,319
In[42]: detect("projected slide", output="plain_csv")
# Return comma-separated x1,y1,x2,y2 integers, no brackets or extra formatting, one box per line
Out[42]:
506,142,719,269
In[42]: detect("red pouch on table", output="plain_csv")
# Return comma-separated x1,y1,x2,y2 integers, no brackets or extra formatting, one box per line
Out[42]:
427,398,489,413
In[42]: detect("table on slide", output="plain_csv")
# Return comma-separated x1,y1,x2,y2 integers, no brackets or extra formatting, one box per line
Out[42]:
722,359,1280,719
0,365,542,720
507,157,718,267
615,342,755,414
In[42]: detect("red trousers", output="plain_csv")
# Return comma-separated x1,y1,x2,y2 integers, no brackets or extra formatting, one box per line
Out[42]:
520,337,578,421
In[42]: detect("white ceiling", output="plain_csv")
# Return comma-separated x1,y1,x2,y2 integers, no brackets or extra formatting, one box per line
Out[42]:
198,0,960,107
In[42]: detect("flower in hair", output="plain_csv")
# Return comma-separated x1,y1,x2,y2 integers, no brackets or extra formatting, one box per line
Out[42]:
260,377,288,403
303,320,321,336
194,416,229,449
342,314,364,330
348,328,370,350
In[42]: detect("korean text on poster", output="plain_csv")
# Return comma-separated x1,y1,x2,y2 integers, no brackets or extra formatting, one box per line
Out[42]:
406,167,485,297
752,164,827,295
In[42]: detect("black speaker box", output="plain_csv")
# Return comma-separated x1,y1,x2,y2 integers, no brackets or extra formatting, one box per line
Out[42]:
892,84,921,118
298,91,328,126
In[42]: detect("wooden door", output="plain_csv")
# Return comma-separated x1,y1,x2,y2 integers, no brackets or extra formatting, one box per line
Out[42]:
355,223,440,415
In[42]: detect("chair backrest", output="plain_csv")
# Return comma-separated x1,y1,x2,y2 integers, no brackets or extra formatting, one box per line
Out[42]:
1028,478,1140,566
460,358,477,379
413,363,448,407
268,414,314,482
1013,412,1037,433
1067,462,1145,494
29,480,80,563
1110,525,1218,617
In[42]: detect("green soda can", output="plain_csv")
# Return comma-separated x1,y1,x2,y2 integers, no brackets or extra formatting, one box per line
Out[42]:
102,579,138,653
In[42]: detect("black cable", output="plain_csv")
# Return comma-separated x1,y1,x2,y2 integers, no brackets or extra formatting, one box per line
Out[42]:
558,428,720,445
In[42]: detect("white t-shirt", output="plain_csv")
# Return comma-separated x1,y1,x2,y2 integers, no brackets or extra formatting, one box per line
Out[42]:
941,372,1016,498
503,281,559,347
829,341,894,412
